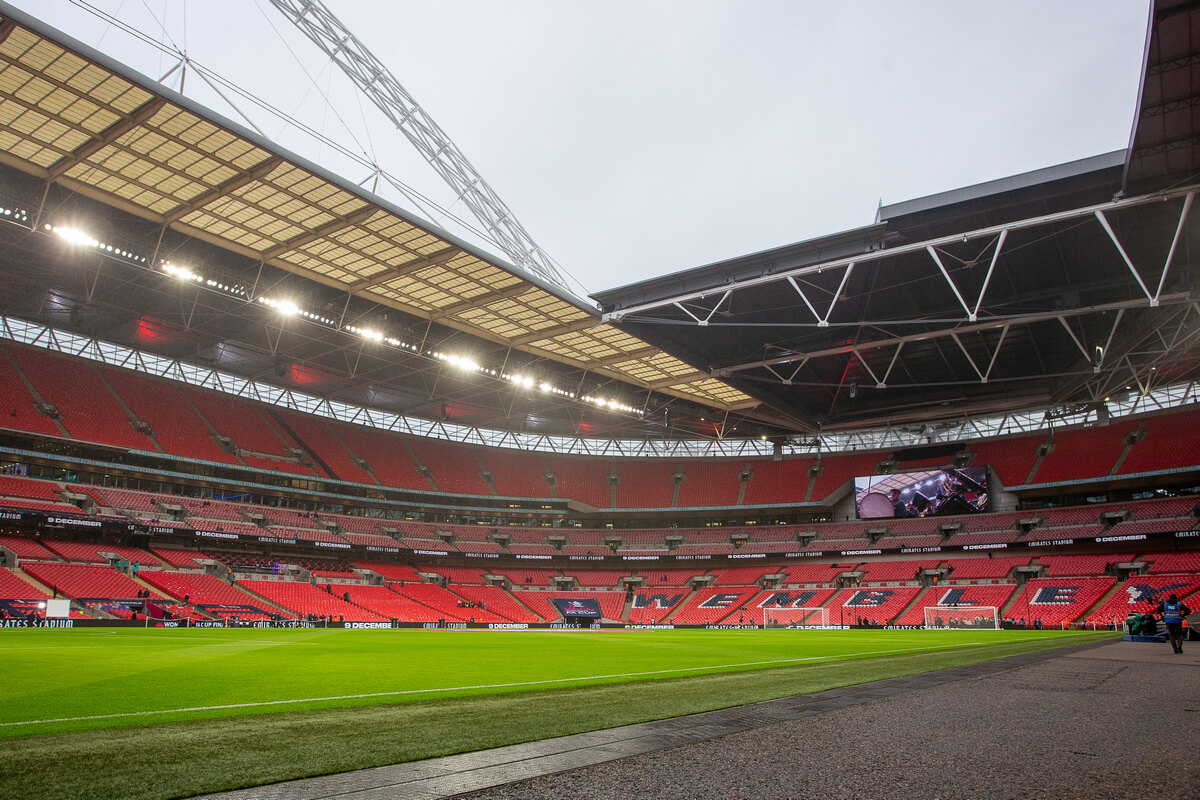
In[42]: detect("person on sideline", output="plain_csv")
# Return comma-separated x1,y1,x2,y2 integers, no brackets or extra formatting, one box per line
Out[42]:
1155,593,1192,654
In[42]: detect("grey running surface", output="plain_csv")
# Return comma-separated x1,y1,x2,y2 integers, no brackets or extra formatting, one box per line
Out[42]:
192,639,1200,800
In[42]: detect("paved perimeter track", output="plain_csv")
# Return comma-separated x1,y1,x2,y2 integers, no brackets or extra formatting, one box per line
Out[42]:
194,639,1200,800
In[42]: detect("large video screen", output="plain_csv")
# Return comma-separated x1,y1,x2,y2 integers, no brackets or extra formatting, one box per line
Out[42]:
854,466,988,520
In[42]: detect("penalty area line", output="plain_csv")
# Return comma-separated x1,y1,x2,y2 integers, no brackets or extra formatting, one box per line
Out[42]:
0,638,1038,728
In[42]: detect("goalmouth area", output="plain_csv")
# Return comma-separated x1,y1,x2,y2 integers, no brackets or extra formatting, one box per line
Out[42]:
0,626,1114,800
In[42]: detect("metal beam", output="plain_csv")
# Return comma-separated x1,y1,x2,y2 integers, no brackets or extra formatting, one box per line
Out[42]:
258,204,378,261
161,155,285,224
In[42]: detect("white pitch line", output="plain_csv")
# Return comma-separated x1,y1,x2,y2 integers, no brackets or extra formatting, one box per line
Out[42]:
0,638,1047,728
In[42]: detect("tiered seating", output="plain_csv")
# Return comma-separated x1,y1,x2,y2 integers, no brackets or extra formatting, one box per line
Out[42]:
311,570,360,581
456,540,505,555
148,547,207,569
781,563,849,584
1031,423,1136,484
483,450,552,498
340,531,403,549
741,458,814,506
809,522,872,548
748,586,838,625
628,587,691,624
182,388,311,475
638,568,704,587
832,585,923,626
393,582,481,621
1119,408,1200,474
271,408,377,485
97,366,240,465
139,571,273,619
351,561,424,583
0,535,59,561
449,585,537,622
664,586,760,625
0,475,80,514
338,584,454,622
735,541,802,555
77,486,160,515
809,452,882,502
561,569,630,588
1039,553,1133,577
708,566,773,586
270,526,349,545
407,438,491,496
508,543,557,556
1126,496,1199,520
328,514,386,535
967,433,1044,487
1082,575,1200,627
174,497,248,521
612,461,677,508
40,541,160,566
513,590,625,622
943,529,1022,547
894,584,1018,625
676,460,743,507
0,346,63,437
424,566,491,585
1022,524,1104,543
0,567,47,599
546,455,611,508
238,579,386,621
22,563,165,600
329,421,427,490
942,556,1033,580
493,568,559,587
860,559,941,584
6,347,148,450
1036,506,1110,526
1006,576,1116,627
1144,551,1200,575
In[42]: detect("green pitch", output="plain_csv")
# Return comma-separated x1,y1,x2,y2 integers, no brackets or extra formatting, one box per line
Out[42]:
0,627,1111,800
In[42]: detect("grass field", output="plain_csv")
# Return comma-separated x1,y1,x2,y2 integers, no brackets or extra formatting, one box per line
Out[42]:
0,626,1113,799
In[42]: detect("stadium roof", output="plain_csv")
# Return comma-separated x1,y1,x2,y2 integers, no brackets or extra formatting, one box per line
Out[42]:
0,0,1197,445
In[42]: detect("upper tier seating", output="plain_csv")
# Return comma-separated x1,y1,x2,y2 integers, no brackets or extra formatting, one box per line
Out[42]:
967,433,1045,487
546,455,611,508
809,452,882,502
1031,422,1137,484
942,556,1033,580
708,566,774,586
270,408,378,485
0,345,63,437
676,460,743,507
1119,407,1200,474
560,569,631,588
408,438,491,496
328,421,428,490
1039,553,1134,578
483,449,552,499
860,559,943,584
6,345,148,450
612,461,678,508
741,458,815,506
182,387,312,475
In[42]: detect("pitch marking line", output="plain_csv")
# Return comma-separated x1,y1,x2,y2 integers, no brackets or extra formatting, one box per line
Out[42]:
0,637,1076,728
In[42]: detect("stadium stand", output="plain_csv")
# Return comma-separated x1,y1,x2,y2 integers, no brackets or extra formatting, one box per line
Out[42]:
546,455,612,508
741,458,814,506
407,438,491,496
513,590,625,623
676,460,743,507
1118,408,1200,474
942,556,1034,581
483,449,552,499
139,571,274,620
612,460,677,508
832,585,923,626
22,562,166,601
238,579,387,621
1006,577,1116,627
894,584,1018,626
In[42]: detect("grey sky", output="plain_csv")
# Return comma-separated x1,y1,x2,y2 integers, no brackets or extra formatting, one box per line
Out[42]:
16,1,1150,300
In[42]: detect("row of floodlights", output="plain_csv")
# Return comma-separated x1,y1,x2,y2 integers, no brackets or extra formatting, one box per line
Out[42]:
1,207,29,223
43,218,644,417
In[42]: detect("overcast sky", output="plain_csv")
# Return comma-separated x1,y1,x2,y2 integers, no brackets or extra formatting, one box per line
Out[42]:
17,1,1151,301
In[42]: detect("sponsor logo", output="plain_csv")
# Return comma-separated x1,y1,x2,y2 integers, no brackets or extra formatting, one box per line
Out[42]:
1123,582,1191,605
1028,539,1074,547
365,546,400,553
0,618,74,628
935,587,978,607
568,555,607,561
460,551,501,559
900,546,942,554
1176,530,1200,538
787,551,824,558
0,511,23,521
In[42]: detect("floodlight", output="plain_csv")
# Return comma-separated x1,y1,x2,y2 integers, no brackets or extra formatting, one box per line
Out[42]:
53,226,100,248
275,300,300,317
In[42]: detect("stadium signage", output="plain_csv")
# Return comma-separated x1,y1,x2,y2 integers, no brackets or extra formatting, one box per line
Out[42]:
147,524,184,534
1028,538,1074,547
365,545,400,553
1095,534,1147,543
194,620,226,628
314,541,351,549
461,551,501,559
705,624,759,630
343,621,391,629
515,554,553,560
621,555,660,561
0,618,73,628
840,549,882,556
0,511,24,521
47,516,103,528
151,620,181,628
258,536,297,545
1176,531,1200,538
567,555,606,561
900,546,942,554
412,549,450,556
624,624,675,630
488,623,529,630
196,530,239,540
787,551,824,558
964,543,1008,550
728,553,766,559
